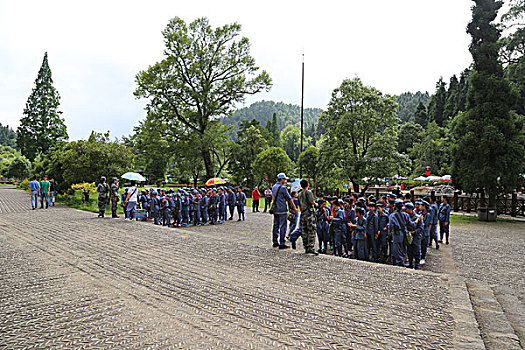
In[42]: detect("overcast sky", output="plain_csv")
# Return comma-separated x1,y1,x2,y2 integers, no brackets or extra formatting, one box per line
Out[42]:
0,0,474,140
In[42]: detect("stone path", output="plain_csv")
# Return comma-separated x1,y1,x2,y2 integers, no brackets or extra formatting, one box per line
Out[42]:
0,186,521,349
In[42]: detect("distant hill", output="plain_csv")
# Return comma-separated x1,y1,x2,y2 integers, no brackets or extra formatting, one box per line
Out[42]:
0,123,17,149
222,101,322,138
396,92,431,123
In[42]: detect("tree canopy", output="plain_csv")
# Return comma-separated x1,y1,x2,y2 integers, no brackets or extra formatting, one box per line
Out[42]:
17,52,68,161
135,17,271,179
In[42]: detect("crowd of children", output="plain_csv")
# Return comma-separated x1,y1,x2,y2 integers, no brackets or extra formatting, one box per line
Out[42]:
120,186,247,227
288,192,452,269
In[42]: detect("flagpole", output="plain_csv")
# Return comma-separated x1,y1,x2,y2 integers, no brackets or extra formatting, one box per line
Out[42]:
300,52,304,178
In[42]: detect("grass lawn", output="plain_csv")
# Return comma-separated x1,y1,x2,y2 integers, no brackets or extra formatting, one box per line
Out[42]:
450,213,516,223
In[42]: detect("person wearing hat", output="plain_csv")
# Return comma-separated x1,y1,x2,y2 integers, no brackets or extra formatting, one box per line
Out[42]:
376,202,389,263
350,207,367,261
181,191,190,227
227,187,236,220
271,173,297,249
236,187,247,221
419,200,431,264
96,176,110,217
328,199,346,257
172,191,182,227
151,190,160,225
316,199,330,254
109,177,120,218
389,199,414,267
218,187,227,223
405,202,423,269
343,198,356,257
429,196,440,248
296,179,318,255
365,202,379,261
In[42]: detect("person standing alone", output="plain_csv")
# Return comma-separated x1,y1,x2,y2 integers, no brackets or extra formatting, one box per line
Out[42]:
251,187,261,212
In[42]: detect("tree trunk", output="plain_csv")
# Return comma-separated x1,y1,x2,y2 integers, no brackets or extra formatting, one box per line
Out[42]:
201,145,214,181
352,182,360,194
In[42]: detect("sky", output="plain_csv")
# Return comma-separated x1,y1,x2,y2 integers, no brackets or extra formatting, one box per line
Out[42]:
0,0,474,140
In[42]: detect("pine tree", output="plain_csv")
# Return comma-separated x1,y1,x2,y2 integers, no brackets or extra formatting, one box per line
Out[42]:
452,0,525,209
17,52,68,160
443,75,459,121
268,112,281,147
413,101,428,128
428,78,447,126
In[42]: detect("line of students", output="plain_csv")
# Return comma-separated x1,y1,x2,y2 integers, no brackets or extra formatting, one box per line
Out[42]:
122,186,247,227
289,192,452,269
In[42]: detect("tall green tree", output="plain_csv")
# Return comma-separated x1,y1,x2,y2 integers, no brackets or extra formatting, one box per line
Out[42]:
0,123,17,148
127,112,172,182
452,0,525,208
5,155,31,180
229,121,269,187
265,112,281,147
413,102,428,128
428,77,448,127
17,52,68,160
252,147,293,186
319,78,402,193
135,17,272,180
398,121,424,154
298,146,319,191
411,122,451,175
280,125,303,162
45,132,134,192
443,75,460,120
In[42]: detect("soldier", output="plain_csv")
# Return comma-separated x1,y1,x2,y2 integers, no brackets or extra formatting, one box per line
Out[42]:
297,179,318,255
110,177,120,218
96,176,110,218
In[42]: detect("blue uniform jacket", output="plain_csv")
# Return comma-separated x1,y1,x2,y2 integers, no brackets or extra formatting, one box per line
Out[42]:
236,192,247,208
200,195,208,210
378,212,389,235
438,203,451,222
316,207,329,229
354,217,366,240
409,213,424,239
430,203,439,225
422,211,431,237
227,192,236,206
332,208,346,232
365,212,379,237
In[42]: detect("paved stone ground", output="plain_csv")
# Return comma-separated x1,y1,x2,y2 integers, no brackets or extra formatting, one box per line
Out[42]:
0,186,520,349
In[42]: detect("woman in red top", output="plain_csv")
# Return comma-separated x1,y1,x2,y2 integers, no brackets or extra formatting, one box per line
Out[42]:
252,187,261,212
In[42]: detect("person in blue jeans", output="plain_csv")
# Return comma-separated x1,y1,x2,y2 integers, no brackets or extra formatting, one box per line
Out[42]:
272,173,297,249
29,176,40,210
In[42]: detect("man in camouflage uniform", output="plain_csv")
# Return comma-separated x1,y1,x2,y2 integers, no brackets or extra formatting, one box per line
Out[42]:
97,176,110,218
298,179,318,255
110,177,120,218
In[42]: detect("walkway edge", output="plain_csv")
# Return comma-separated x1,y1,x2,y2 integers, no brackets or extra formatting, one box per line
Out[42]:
441,245,486,349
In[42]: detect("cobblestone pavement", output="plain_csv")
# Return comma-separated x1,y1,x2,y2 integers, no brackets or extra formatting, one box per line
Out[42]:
0,186,471,349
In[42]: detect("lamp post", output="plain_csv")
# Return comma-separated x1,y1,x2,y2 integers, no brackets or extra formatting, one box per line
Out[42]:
300,53,305,178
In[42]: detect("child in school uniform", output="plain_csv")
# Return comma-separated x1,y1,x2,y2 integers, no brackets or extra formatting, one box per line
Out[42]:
365,202,379,262
351,207,367,261
316,199,330,254
376,203,389,263
329,200,347,257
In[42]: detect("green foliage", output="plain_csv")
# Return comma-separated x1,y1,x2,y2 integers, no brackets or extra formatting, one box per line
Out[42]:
44,131,134,192
134,17,271,179
222,100,322,138
265,112,282,147
413,102,428,128
298,146,319,188
5,155,31,180
398,122,424,155
17,52,68,161
18,178,30,190
428,78,448,126
500,0,525,116
319,78,403,193
452,0,525,206
280,125,304,162
71,182,97,203
395,91,430,123
411,122,451,175
252,147,293,187
229,121,269,187
127,112,171,182
0,123,17,148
